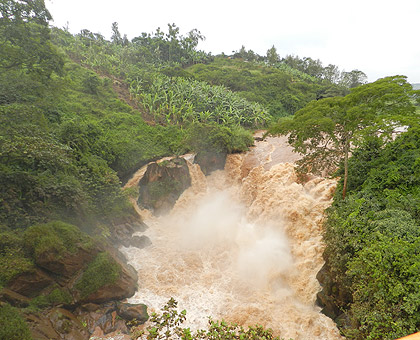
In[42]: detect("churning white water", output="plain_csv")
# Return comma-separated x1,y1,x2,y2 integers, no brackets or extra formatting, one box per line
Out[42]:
121,135,343,340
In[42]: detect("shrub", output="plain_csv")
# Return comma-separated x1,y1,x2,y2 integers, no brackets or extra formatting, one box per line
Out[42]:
0,229,34,286
23,221,93,259
0,304,33,340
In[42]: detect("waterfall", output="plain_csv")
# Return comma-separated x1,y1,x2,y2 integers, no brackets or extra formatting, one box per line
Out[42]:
121,135,342,340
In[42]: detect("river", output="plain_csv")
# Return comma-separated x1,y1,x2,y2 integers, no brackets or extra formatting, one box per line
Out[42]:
121,134,343,340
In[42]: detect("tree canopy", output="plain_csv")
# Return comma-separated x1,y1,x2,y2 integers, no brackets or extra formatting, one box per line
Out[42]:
269,75,420,198
0,0,63,79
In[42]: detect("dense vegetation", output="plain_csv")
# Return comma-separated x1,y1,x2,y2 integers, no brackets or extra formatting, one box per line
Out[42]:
323,127,420,339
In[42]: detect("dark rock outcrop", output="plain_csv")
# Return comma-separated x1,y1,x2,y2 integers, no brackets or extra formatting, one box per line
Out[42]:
130,235,152,249
0,288,30,307
316,261,353,325
111,220,150,248
194,151,226,175
138,157,191,215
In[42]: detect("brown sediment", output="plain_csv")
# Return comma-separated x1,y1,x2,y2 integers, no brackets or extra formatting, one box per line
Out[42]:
121,135,342,340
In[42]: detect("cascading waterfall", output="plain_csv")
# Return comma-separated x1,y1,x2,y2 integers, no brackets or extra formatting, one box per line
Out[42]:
121,135,343,340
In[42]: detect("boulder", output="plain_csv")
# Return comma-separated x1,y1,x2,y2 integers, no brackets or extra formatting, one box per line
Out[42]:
35,246,99,280
194,151,226,175
111,221,149,248
129,235,152,249
138,158,191,215
0,288,30,307
7,268,54,297
117,302,149,324
73,248,138,304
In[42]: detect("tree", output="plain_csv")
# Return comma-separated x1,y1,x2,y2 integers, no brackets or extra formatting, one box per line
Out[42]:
269,75,419,199
0,0,63,79
110,21,122,45
266,45,279,65
340,69,367,88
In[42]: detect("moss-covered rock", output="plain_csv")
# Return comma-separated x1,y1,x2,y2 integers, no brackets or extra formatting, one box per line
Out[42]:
72,248,137,304
74,252,121,300
23,221,97,279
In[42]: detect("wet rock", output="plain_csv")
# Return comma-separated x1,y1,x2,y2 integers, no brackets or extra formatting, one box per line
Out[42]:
129,235,152,249
111,221,149,247
194,151,226,175
96,312,118,334
25,313,61,340
0,288,30,307
138,157,191,215
7,268,54,297
36,246,98,280
316,262,353,321
117,302,149,324
316,290,340,320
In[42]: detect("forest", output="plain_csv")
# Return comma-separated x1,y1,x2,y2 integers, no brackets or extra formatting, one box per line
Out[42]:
1,0,420,339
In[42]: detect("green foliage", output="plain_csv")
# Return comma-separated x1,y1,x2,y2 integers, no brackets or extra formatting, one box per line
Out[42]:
130,72,270,127
323,127,420,339
0,303,33,340
23,221,93,259
187,56,346,117
74,252,121,299
185,122,254,154
0,228,34,286
146,178,184,205
0,0,64,80
270,75,418,198
130,298,289,340
27,286,73,311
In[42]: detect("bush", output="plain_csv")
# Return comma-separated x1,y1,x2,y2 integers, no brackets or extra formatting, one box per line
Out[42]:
185,122,253,154
0,304,32,340
323,127,420,339
23,221,93,259
0,229,34,287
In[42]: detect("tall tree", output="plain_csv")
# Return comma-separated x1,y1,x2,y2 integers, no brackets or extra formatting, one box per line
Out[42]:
266,45,280,65
0,0,63,79
111,21,122,45
340,69,367,88
269,75,419,198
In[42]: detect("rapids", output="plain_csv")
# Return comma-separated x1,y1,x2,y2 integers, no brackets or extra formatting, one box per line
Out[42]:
121,134,343,340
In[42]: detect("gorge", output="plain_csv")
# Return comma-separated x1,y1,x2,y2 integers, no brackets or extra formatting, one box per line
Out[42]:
122,134,342,340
